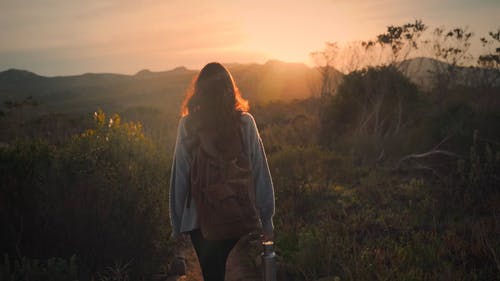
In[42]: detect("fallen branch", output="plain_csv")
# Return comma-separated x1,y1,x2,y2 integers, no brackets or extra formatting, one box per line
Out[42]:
395,135,461,170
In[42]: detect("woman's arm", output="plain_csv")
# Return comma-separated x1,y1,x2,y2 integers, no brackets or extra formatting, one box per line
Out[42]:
169,117,190,238
244,113,275,238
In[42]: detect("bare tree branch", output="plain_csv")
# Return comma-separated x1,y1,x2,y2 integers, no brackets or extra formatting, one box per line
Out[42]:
395,135,461,169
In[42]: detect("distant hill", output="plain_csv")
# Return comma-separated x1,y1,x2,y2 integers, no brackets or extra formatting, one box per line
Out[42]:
2,58,497,118
0,66,196,115
399,57,500,89
0,61,333,115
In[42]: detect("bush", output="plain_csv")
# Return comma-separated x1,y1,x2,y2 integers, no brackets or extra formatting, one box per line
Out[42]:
272,137,500,281
0,110,172,279
0,254,79,281
320,66,422,146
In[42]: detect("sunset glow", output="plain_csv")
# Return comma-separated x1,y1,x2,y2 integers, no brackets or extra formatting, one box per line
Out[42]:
0,0,499,75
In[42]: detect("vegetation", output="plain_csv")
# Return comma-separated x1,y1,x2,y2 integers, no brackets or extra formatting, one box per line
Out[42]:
0,21,499,280
1,111,172,280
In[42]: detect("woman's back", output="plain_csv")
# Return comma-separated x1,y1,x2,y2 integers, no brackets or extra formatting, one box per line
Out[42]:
169,62,274,281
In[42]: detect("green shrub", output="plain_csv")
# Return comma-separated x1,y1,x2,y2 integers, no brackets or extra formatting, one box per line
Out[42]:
0,110,173,279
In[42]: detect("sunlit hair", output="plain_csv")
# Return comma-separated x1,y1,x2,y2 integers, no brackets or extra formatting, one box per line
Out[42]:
180,62,249,140
181,62,249,117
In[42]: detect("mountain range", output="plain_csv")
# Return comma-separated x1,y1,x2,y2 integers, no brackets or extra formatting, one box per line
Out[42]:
1,58,497,117
0,60,327,115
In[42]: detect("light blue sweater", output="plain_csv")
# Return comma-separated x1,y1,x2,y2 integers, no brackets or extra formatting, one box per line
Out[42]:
169,112,275,238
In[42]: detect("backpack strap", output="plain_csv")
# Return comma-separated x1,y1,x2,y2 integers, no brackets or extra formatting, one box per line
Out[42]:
186,144,199,209
237,126,247,155
186,145,199,209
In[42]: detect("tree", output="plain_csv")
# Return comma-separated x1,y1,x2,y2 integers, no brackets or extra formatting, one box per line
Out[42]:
310,42,340,100
376,20,427,70
320,66,421,148
477,29,500,86
428,26,474,93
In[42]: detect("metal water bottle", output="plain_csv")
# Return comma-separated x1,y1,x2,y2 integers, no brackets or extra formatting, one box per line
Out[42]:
261,241,277,281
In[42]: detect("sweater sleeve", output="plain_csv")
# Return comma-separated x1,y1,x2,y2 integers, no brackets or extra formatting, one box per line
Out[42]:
244,113,275,234
169,117,190,238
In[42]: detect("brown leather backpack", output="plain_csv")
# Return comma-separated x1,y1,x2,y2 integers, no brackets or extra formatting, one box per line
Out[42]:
188,128,261,240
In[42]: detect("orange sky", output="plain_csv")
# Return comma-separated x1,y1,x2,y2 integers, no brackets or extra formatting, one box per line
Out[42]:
0,0,498,75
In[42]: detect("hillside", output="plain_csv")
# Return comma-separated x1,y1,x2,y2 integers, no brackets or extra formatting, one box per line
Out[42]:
4,57,494,118
0,61,330,116
400,57,500,89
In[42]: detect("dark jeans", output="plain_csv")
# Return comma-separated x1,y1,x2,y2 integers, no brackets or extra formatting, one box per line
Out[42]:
190,229,239,281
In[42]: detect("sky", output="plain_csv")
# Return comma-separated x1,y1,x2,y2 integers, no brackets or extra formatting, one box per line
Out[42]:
0,0,499,76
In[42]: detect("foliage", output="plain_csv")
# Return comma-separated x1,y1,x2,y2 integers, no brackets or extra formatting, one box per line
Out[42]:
272,144,499,280
1,19,500,281
269,145,350,234
319,66,423,161
0,254,79,281
0,110,172,280
477,29,500,87
255,99,321,152
257,49,499,281
375,20,427,66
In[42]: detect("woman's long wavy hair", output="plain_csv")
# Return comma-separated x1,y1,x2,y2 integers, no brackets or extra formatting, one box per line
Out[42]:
181,62,249,137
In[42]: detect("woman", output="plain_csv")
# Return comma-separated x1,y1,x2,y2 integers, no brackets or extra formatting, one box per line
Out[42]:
169,62,275,281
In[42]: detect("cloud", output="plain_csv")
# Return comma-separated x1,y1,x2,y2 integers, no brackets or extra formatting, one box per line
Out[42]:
0,0,248,74
1,0,498,75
